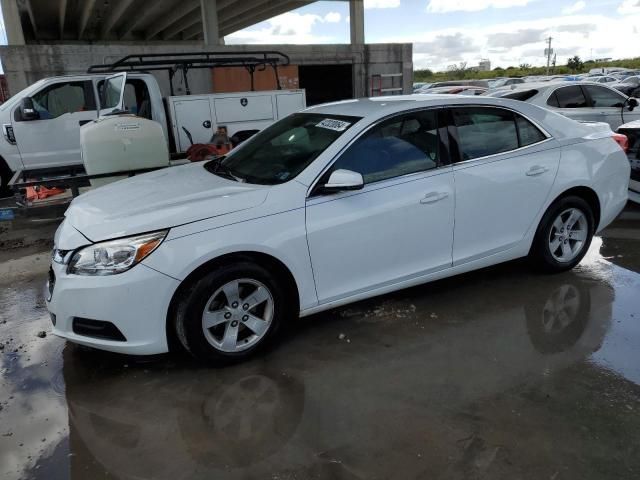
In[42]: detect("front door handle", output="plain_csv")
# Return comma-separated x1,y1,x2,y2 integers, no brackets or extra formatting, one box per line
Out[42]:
526,165,549,177
420,192,449,204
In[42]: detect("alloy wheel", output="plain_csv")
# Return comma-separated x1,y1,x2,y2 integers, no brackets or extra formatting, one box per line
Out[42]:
548,207,588,263
201,278,274,353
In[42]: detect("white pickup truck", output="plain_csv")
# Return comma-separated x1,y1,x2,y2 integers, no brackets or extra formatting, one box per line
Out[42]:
0,70,306,194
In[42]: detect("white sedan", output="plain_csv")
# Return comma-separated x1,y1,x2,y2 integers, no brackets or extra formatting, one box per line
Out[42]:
46,95,630,363
487,81,640,131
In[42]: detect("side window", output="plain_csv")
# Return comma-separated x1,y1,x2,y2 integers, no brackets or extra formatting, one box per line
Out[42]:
30,81,95,120
515,114,547,147
552,86,588,108
584,85,625,108
330,110,440,184
452,107,518,161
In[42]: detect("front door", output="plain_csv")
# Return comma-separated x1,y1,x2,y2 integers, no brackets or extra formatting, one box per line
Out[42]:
449,106,560,265
306,109,455,304
11,80,98,169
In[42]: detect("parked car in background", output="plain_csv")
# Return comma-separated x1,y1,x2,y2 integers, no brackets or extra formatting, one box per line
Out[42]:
486,82,640,131
488,78,525,89
616,120,640,203
417,85,487,95
610,75,640,97
425,79,490,89
413,82,429,92
583,76,618,84
47,95,629,362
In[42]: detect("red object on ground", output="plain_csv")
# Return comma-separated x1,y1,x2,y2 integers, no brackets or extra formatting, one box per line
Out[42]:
25,186,66,202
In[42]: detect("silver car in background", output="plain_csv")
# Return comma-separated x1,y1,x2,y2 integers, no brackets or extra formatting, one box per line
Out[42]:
486,82,640,131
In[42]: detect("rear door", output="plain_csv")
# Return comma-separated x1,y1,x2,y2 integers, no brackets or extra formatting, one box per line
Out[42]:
449,106,560,265
11,79,99,169
545,85,598,123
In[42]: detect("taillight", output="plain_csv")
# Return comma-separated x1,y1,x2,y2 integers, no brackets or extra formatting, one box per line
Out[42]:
612,133,629,153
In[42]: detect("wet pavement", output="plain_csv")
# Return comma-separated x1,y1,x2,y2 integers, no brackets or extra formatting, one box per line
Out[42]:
1,204,640,480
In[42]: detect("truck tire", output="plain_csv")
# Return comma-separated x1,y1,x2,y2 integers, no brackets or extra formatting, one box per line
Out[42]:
0,159,13,198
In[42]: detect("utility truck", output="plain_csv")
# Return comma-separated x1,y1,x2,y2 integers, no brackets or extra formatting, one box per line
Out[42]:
1,51,306,196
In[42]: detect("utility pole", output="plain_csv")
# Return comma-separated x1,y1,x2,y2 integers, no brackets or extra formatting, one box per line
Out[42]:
545,36,553,76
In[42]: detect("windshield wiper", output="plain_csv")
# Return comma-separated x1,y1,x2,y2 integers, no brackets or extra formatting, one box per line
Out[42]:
205,157,244,182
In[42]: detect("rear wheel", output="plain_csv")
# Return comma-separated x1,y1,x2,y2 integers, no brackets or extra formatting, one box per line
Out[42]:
175,262,289,364
529,196,595,272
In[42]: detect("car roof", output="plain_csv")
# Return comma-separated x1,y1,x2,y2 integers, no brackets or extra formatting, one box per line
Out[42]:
302,94,577,136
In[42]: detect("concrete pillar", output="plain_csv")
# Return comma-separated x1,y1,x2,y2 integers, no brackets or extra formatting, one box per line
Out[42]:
349,0,364,45
200,0,221,46
1,0,25,45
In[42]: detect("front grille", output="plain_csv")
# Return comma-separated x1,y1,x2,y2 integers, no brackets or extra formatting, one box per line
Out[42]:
72,318,127,342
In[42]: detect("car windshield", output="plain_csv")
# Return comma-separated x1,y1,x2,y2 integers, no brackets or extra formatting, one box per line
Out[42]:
206,113,361,185
622,76,639,85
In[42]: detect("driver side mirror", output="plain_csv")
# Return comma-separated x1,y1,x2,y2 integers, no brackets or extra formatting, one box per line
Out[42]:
320,169,364,193
20,97,39,121
628,97,638,111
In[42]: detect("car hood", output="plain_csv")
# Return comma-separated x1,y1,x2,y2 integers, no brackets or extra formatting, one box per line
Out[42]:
65,162,269,242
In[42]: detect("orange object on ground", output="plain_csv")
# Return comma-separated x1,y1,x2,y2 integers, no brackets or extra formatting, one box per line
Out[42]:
26,186,66,202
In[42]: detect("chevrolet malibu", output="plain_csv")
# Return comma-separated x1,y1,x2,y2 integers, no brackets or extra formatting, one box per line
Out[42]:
46,96,630,363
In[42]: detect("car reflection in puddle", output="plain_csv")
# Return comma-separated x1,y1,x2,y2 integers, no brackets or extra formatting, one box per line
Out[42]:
31,241,638,480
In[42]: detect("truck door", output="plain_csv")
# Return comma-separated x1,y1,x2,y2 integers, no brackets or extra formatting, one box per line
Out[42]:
99,72,128,117
11,80,99,169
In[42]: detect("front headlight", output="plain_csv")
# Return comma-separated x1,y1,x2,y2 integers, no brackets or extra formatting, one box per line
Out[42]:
68,230,168,276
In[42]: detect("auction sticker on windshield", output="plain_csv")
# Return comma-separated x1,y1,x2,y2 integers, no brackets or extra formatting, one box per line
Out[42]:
316,119,351,131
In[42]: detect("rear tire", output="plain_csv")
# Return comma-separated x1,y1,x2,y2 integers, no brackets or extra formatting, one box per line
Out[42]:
529,196,595,273
175,262,290,364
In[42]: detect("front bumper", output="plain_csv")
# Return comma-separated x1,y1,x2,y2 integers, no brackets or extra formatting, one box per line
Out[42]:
45,260,180,355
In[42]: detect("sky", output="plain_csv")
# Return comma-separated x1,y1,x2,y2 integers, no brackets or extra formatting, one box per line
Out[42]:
226,0,640,71
0,1,639,72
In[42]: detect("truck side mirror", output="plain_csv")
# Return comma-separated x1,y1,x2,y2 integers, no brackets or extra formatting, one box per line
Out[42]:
20,97,40,121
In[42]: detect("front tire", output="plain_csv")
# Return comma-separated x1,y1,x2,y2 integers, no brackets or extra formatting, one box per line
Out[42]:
529,196,595,272
0,161,12,198
175,262,289,364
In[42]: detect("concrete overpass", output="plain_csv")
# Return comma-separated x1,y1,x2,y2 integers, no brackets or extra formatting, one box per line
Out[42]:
1,0,365,45
0,0,408,101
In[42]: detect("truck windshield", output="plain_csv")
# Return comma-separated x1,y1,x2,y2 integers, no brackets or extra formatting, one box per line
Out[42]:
207,113,361,185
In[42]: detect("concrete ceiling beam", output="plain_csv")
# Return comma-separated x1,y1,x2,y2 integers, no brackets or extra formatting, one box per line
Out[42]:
163,9,202,40
220,1,307,36
58,0,67,39
78,0,96,39
100,0,136,39
144,0,200,40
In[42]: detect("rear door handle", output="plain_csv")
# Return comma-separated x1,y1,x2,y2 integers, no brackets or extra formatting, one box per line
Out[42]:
420,192,449,204
526,166,549,177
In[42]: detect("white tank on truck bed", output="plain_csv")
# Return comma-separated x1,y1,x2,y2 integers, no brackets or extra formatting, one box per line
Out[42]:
81,114,169,187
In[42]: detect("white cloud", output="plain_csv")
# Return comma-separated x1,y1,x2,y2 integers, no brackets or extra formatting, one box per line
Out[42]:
618,0,640,14
380,13,640,71
324,11,341,23
562,1,585,14
427,0,532,13
364,0,401,9
226,12,334,44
